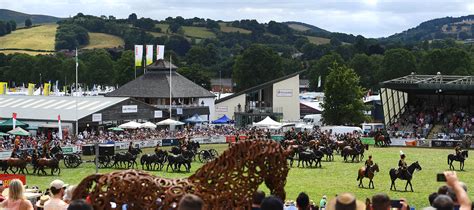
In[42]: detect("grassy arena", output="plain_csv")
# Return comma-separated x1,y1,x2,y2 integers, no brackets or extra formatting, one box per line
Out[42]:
23,144,473,208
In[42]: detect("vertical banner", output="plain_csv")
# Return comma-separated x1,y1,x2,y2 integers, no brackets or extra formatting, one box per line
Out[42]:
27,83,34,96
134,45,143,67
12,112,17,129
44,83,50,96
146,45,154,66
58,115,63,140
317,76,322,88
156,45,165,60
0,82,7,95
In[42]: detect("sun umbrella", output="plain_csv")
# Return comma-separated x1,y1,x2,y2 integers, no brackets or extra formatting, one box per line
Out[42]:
140,122,157,129
156,119,185,126
7,127,30,136
118,121,142,129
107,127,124,131
0,132,9,136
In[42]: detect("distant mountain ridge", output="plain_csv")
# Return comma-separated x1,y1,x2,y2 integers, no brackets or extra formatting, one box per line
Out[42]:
0,9,63,25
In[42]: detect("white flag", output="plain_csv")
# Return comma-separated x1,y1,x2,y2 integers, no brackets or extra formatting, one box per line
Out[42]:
146,45,154,65
134,45,143,67
57,115,63,140
156,45,165,60
12,112,17,129
317,76,322,88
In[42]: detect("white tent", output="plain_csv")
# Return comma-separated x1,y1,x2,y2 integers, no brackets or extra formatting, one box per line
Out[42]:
156,118,185,126
140,122,157,129
253,117,282,127
320,126,362,135
118,121,142,129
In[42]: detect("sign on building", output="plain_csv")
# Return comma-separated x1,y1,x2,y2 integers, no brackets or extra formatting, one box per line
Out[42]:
215,106,228,112
176,108,183,115
154,110,163,118
276,89,293,97
92,113,102,122
122,105,138,113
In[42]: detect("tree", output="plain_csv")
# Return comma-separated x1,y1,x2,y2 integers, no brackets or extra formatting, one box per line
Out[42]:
9,20,16,31
322,62,367,125
81,49,115,85
128,13,137,22
0,21,6,36
350,54,378,88
354,35,367,54
25,18,32,27
330,37,342,47
166,35,191,56
5,22,11,34
308,52,344,91
178,64,211,90
381,48,417,81
421,48,472,75
114,50,134,85
169,22,181,33
233,44,283,91
134,18,155,30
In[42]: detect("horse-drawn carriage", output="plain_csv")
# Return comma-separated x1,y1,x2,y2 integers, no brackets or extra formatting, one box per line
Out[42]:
198,149,219,163
94,144,115,168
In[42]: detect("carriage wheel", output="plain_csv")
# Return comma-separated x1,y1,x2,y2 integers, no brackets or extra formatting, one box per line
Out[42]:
73,154,82,168
210,149,219,159
95,156,110,168
64,155,73,168
198,151,205,163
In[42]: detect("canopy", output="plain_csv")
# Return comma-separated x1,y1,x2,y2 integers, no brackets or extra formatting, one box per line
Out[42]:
108,127,124,131
156,119,185,126
253,116,282,127
0,132,9,136
118,121,142,129
7,127,30,136
140,122,157,129
212,115,232,124
184,114,206,123
0,118,28,128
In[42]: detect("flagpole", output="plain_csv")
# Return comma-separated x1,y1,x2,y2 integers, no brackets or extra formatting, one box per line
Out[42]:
169,55,172,119
75,48,79,137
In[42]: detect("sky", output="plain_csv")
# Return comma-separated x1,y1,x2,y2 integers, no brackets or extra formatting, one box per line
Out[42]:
1,0,474,38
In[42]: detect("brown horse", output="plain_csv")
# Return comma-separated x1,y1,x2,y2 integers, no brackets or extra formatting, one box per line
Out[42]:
6,155,31,174
374,134,389,147
34,153,62,175
357,163,379,188
73,140,291,210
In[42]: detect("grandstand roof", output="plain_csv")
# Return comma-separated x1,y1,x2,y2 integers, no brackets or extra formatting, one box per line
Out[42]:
381,74,474,94
0,95,128,122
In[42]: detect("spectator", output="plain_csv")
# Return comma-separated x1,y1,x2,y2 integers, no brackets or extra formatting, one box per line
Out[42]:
0,179,33,210
67,199,93,210
432,195,454,210
444,171,471,210
252,190,266,210
261,196,284,210
296,192,310,210
428,193,438,206
327,193,365,210
371,193,390,210
63,186,76,204
44,179,69,210
319,195,327,209
178,194,203,210
0,182,5,202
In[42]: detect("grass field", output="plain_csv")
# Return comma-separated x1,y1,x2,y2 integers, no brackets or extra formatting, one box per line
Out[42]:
0,50,53,55
83,33,124,49
305,35,331,45
0,24,57,54
156,23,170,33
22,145,473,208
219,23,252,34
182,26,216,38
288,23,311,31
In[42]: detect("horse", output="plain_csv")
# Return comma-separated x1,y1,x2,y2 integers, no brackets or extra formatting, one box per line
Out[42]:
140,150,168,171
357,163,380,188
166,154,191,172
113,148,142,169
342,144,367,162
73,140,291,210
6,154,31,174
297,148,323,168
319,146,334,161
34,153,63,176
389,161,422,192
448,150,468,171
374,134,388,147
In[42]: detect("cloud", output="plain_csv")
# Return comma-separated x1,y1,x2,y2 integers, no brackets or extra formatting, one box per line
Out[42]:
1,0,473,37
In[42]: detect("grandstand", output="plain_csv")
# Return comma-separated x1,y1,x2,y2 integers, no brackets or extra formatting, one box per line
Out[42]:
380,73,474,141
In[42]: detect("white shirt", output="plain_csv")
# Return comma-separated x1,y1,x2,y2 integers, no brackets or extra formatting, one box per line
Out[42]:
44,197,68,210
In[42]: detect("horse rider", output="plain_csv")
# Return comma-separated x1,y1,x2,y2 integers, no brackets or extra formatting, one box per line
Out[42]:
154,143,161,154
128,142,134,153
42,139,50,158
455,144,462,158
397,151,410,177
364,155,373,177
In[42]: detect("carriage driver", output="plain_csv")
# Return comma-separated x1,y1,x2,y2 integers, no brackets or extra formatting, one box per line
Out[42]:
128,142,134,153
364,155,373,177
397,151,410,177
455,144,462,157
154,143,161,154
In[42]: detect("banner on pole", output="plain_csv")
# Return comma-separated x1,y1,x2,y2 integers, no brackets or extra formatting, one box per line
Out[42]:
58,115,63,140
27,83,34,95
12,112,17,129
146,45,153,65
134,45,143,67
0,82,7,95
44,83,50,96
156,45,165,60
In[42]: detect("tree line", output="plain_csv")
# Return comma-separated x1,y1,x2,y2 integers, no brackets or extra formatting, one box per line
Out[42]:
0,20,17,36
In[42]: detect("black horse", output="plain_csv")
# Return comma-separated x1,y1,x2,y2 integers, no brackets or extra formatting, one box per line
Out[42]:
140,150,168,171
113,148,142,168
297,149,323,168
319,146,334,161
448,150,468,171
166,154,191,172
389,161,422,192
342,144,367,162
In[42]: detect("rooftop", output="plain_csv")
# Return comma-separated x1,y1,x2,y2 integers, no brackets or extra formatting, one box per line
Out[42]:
381,74,474,94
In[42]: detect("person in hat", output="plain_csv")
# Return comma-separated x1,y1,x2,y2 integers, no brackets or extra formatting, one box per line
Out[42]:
327,193,365,210
154,143,161,154
364,155,374,177
397,151,410,177
44,180,68,210
36,195,50,210
454,144,462,158
319,195,327,209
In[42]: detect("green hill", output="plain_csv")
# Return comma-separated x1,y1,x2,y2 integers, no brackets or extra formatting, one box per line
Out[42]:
0,24,57,55
83,33,124,49
0,9,63,26
285,21,329,34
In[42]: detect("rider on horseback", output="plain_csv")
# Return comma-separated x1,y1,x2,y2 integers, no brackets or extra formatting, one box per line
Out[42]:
154,143,161,154
397,151,410,177
128,142,133,153
365,155,373,177
455,144,462,158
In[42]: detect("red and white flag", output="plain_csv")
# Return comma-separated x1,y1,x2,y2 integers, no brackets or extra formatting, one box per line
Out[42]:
57,115,63,140
12,113,17,129
156,45,165,60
